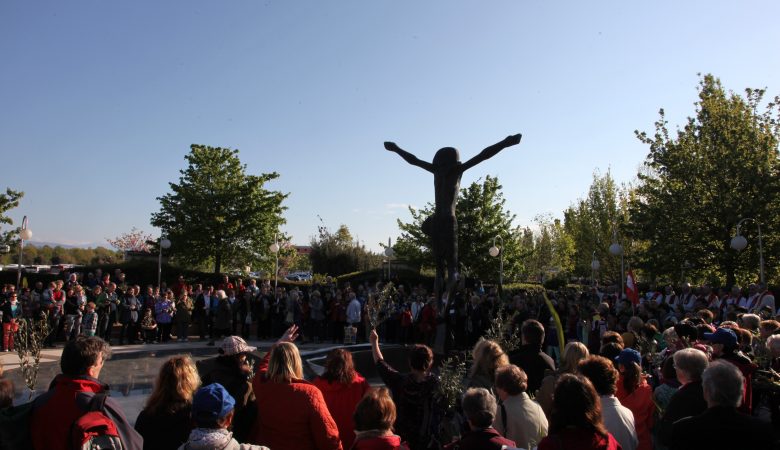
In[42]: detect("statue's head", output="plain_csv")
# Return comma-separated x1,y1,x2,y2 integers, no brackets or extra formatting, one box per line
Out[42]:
433,147,459,166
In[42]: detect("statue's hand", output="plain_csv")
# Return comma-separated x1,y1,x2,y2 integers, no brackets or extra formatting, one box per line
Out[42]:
504,134,522,146
384,141,399,152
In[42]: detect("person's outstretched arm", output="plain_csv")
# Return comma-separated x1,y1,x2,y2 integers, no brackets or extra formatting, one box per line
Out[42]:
461,134,522,172
370,328,384,363
385,142,435,172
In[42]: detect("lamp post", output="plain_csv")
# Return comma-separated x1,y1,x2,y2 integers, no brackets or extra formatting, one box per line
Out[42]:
270,234,280,292
731,218,765,285
157,237,171,288
384,238,394,281
489,235,504,294
609,241,624,300
591,251,600,287
16,216,32,291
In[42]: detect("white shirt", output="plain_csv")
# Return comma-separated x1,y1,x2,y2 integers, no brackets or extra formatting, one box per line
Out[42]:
346,298,362,324
600,395,638,450
493,392,548,448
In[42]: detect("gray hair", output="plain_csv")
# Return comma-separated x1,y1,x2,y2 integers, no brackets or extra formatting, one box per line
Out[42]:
672,348,709,381
740,314,760,331
702,360,744,408
461,387,497,428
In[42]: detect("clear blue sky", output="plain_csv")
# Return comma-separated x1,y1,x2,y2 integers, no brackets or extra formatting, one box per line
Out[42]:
2,1,779,253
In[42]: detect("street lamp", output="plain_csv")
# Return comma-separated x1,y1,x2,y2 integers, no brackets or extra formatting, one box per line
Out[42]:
16,216,32,290
731,217,765,284
270,234,280,291
609,241,624,301
384,237,394,280
489,235,504,293
591,251,600,287
158,237,171,288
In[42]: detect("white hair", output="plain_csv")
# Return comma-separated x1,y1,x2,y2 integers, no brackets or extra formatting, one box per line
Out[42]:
702,360,744,408
672,348,709,380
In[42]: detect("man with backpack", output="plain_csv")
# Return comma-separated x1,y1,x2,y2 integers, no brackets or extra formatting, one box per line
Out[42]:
29,336,143,450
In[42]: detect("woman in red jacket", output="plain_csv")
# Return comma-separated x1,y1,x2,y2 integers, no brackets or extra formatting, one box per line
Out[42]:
352,388,407,450
250,325,342,450
312,348,371,449
615,348,654,450
538,374,621,450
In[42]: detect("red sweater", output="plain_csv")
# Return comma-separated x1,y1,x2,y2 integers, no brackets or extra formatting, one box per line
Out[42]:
539,428,622,450
616,376,654,450
312,374,370,450
250,352,342,450
352,434,405,450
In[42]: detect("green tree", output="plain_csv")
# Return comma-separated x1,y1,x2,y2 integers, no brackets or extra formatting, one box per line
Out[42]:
395,175,525,283
563,171,632,284
309,223,382,275
530,214,575,281
628,74,780,286
0,188,24,247
151,145,287,273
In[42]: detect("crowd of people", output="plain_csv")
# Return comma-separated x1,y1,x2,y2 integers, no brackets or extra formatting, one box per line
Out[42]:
1,268,780,449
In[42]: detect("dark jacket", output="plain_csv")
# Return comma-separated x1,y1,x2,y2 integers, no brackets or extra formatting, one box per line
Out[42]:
508,344,556,394
656,380,707,446
443,428,515,450
135,404,192,450
376,359,440,450
670,405,775,450
196,356,256,442
30,375,143,450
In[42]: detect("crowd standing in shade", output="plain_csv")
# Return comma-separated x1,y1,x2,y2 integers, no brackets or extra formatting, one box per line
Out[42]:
1,270,780,449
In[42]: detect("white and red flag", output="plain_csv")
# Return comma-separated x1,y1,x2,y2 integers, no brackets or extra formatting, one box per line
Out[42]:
626,269,640,305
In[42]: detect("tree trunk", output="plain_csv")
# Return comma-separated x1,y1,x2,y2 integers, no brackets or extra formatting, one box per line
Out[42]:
214,252,222,274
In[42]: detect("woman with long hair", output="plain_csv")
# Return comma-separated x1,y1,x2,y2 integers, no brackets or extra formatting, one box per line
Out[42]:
352,388,406,450
467,339,509,391
135,355,201,450
250,325,341,450
536,341,589,418
538,374,620,450
614,348,654,450
312,348,371,449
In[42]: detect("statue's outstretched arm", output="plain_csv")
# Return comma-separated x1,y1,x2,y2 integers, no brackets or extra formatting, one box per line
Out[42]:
384,141,434,172
461,134,522,172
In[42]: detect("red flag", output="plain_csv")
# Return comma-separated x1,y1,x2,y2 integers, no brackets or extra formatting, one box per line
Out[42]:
626,269,639,305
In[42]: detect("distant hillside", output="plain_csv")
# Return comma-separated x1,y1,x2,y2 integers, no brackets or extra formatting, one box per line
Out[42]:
28,241,112,250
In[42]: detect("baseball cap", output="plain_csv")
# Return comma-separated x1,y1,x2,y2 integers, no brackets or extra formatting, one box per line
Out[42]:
219,336,257,356
703,327,737,348
615,348,642,367
192,383,236,422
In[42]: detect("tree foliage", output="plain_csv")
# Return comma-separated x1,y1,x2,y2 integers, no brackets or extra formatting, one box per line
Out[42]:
0,245,121,266
150,145,287,273
0,188,24,247
395,175,526,283
563,171,633,284
628,74,780,286
309,223,382,276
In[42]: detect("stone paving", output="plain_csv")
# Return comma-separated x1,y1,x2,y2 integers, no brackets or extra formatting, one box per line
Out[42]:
0,337,408,425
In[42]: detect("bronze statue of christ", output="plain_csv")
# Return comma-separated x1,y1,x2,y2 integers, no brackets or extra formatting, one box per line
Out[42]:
385,134,521,301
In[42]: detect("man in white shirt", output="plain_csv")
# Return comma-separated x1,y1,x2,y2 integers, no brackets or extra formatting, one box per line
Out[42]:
753,283,775,313
741,284,759,310
493,365,548,449
579,355,639,450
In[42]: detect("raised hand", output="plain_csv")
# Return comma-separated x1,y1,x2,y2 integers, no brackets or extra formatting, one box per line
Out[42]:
279,324,300,344
384,142,400,152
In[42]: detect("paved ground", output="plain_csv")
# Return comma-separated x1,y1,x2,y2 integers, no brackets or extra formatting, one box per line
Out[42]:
0,336,405,425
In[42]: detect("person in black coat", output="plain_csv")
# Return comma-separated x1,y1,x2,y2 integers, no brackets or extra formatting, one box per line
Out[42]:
671,360,776,450
135,355,201,450
508,319,556,394
656,348,709,446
